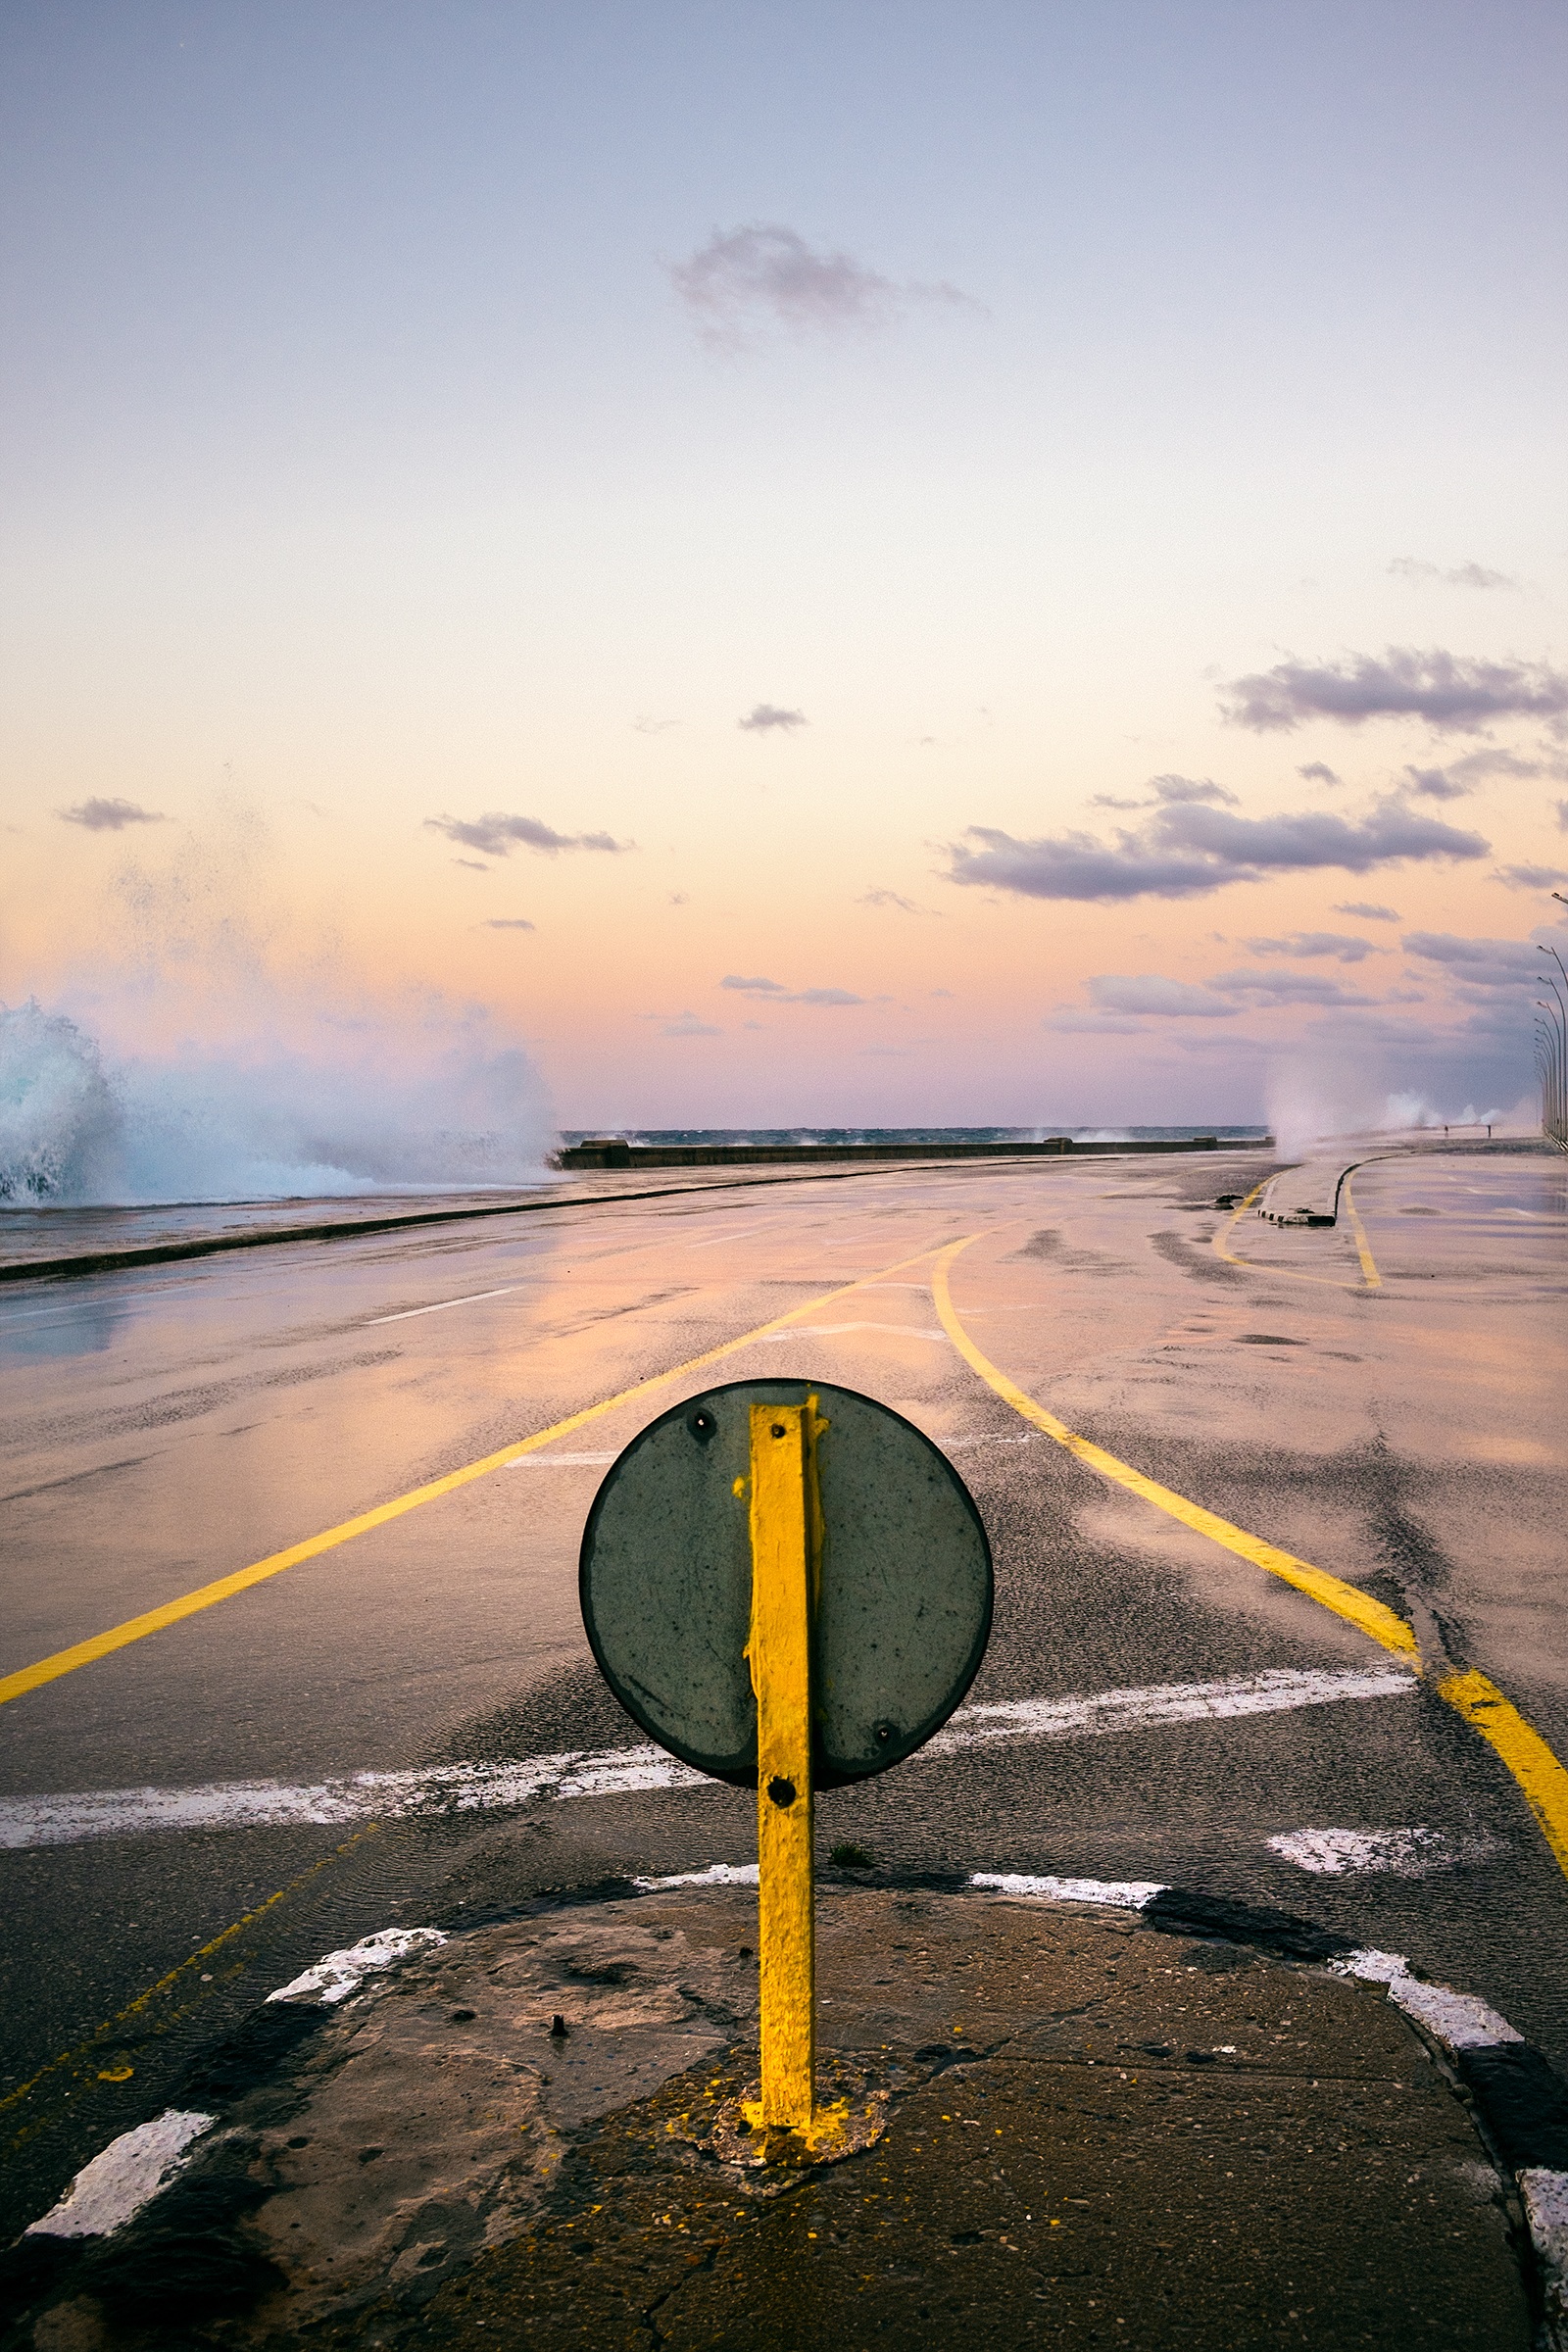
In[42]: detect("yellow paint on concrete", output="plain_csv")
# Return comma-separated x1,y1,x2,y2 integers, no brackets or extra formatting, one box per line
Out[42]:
746,1400,816,2131
931,1239,1417,1658
1341,1169,1383,1288
0,1246,941,1710
1439,1671,1568,1877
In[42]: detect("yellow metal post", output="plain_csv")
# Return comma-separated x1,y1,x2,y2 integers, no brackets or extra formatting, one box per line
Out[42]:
748,1401,816,2131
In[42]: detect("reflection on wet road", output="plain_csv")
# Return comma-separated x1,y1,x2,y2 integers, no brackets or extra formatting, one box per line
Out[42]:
1,1144,1565,2230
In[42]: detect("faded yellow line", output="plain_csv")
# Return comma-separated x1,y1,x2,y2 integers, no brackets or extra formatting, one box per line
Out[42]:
1212,1174,1370,1293
0,1242,947,1709
1210,1177,1271,1269
3,1827,381,2135
1341,1169,1382,1288
931,1238,1416,1658
1439,1673,1568,1877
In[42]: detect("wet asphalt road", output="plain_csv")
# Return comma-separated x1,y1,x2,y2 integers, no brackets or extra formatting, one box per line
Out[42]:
1,1144,1565,2234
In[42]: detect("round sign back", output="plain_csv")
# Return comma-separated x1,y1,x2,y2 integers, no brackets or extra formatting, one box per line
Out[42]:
579,1380,993,1788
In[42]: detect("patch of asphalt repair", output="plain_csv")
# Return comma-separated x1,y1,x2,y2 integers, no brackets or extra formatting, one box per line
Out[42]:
3,1872,1566,2352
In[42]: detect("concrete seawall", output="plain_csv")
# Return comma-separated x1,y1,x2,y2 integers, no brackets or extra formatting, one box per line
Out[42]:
558,1135,1272,1171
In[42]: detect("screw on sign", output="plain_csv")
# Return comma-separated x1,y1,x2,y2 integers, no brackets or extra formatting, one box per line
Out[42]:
579,1380,993,2157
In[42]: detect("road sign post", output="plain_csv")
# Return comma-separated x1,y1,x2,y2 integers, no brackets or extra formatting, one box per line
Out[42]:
748,1400,818,2132
579,1377,993,2161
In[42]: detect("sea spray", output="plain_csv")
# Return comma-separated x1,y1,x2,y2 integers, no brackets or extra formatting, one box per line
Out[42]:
0,999,556,1204
0,1002,125,1201
2,799,557,1204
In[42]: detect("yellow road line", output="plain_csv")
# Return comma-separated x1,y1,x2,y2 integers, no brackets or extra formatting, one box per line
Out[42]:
936,1234,1568,1885
0,1243,947,1710
1439,1673,1568,1877
930,1238,1417,1657
1341,1169,1382,1288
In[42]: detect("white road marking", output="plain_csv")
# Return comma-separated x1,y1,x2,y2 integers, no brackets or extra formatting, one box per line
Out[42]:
367,1286,516,1325
634,1861,759,1891
1268,1825,1497,1875
972,1871,1165,1908
927,1665,1416,1756
0,1667,1417,1850
1333,1949,1522,2049
25,2110,216,2238
687,1224,771,1249
266,1924,447,2005
1520,2173,1568,2325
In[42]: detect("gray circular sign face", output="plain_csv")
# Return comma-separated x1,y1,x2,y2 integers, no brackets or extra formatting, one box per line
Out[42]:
579,1380,993,1789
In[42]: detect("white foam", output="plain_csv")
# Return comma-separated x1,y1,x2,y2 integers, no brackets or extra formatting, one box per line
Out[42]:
266,1925,447,2005
25,2110,215,2238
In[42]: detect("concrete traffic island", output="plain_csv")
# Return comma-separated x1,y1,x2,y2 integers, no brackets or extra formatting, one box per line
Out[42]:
12,1883,1541,2352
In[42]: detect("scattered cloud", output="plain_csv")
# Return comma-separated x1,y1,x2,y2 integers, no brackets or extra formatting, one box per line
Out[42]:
1089,774,1237,812
1246,931,1387,963
481,918,536,931
1400,748,1562,802
1557,801,1568,832
662,1010,722,1037
1336,901,1401,921
668,222,978,351
718,973,865,1005
425,812,631,858
667,891,688,906
1041,1007,1148,1035
1401,932,1543,989
1220,647,1568,735
1298,762,1342,786
1088,975,1237,1018
739,704,808,734
1492,863,1568,890
57,797,168,831
1207,966,1378,1006
632,715,679,734
858,886,940,914
453,858,489,872
1389,558,1518,590
929,988,955,999
945,795,1488,905
1150,774,1239,807
1403,765,1472,801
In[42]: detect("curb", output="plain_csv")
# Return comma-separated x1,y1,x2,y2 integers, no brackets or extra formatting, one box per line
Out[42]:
7,1868,1567,2348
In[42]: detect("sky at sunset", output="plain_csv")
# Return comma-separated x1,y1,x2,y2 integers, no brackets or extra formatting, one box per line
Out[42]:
3,2,1567,1178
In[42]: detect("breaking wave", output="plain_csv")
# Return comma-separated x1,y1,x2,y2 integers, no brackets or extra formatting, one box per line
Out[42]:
1,997,555,1205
